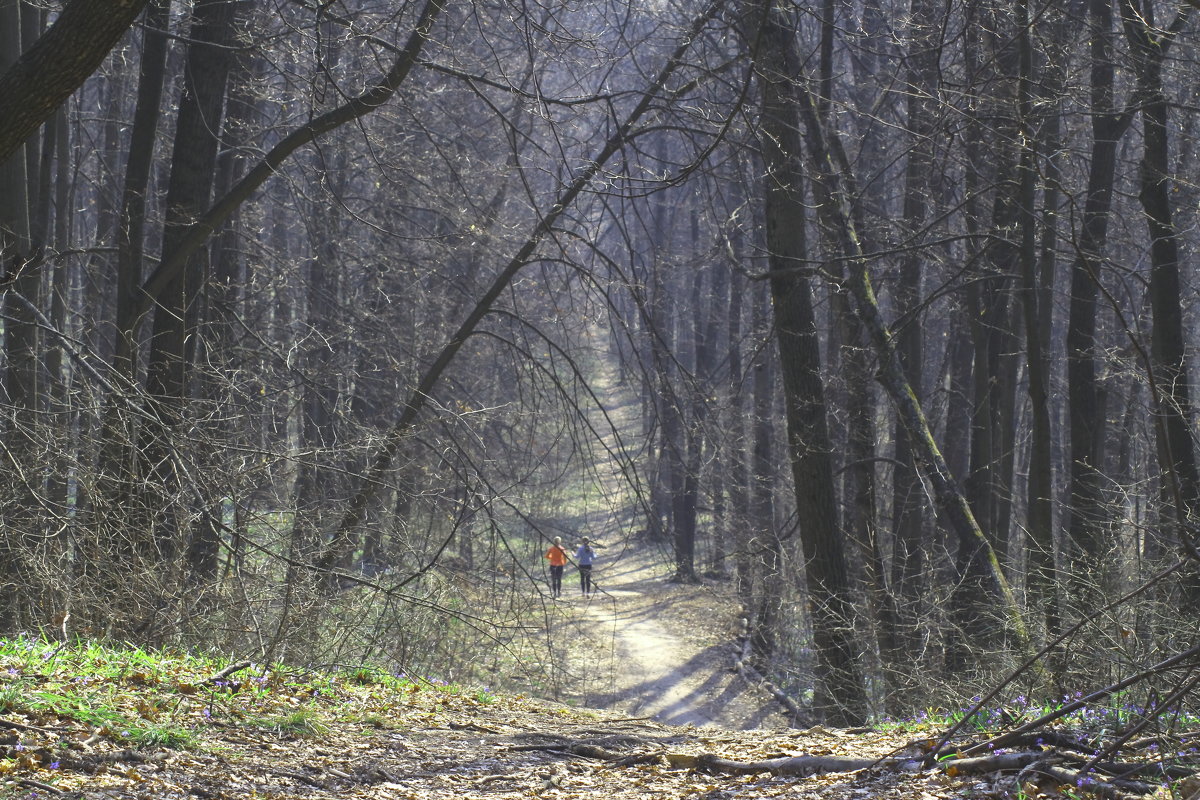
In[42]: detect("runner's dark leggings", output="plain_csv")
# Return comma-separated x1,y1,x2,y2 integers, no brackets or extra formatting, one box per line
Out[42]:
579,565,593,595
549,565,564,595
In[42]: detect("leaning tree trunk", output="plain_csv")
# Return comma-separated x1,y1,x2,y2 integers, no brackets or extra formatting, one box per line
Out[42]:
0,0,153,163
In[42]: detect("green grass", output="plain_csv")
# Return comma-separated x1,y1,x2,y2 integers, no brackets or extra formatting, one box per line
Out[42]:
125,723,196,749
249,709,329,738
0,633,502,758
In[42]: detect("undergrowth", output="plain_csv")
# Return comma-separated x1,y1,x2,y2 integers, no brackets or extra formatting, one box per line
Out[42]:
878,692,1200,738
0,633,497,756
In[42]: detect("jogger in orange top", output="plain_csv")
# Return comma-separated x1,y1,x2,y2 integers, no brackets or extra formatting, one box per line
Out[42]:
545,536,567,597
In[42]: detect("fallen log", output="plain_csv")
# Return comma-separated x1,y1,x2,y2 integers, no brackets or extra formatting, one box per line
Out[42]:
667,753,887,775
1036,764,1155,800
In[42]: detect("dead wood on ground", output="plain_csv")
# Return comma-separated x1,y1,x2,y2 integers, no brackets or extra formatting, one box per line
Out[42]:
536,732,1189,799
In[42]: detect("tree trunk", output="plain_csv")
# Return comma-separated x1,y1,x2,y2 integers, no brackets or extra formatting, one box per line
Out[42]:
1066,0,1123,569
888,0,942,704
138,0,240,576
726,222,753,602
1015,0,1059,667
0,0,152,163
748,289,776,648
757,3,869,725
98,0,171,566
1122,0,1200,589
0,0,36,631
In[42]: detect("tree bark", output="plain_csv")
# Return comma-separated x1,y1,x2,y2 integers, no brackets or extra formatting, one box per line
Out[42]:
0,0,151,163
1015,0,1059,669
137,0,241,569
0,0,36,632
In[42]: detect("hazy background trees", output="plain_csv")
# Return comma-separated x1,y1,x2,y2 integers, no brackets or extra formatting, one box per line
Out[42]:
2,0,1200,722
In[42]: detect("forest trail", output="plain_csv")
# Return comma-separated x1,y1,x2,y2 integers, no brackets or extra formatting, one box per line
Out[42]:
539,347,791,729
558,550,791,730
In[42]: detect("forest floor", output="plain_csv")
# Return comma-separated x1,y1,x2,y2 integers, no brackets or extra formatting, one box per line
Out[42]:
0,560,1047,800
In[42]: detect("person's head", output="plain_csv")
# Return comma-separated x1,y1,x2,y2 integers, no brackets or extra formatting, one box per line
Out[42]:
554,536,562,545
582,537,590,544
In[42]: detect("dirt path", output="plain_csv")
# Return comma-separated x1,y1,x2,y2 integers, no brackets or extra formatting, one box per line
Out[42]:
542,355,790,730
559,551,791,730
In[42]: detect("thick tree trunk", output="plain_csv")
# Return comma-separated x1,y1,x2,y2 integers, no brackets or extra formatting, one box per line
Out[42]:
757,4,868,726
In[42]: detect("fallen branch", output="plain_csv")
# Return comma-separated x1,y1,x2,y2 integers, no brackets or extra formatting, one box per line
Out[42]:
207,661,252,684
0,717,61,734
938,751,1045,775
537,737,1182,799
738,661,810,723
731,634,813,726
15,778,64,796
667,753,887,775
59,749,170,774
274,769,327,789
448,721,503,734
508,734,651,755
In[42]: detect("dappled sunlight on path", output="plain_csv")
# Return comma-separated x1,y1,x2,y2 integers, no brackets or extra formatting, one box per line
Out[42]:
561,554,791,730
